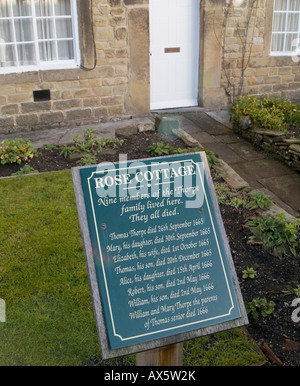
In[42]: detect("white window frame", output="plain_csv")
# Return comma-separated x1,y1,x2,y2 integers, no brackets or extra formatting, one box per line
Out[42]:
0,0,80,74
271,0,300,56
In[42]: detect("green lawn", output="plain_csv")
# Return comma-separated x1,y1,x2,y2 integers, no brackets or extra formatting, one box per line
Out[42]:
0,170,265,366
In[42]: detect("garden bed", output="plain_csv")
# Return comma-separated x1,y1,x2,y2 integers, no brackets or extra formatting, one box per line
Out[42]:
0,130,299,366
230,96,300,172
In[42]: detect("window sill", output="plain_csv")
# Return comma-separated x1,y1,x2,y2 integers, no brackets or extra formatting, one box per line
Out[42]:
270,52,299,57
0,61,80,75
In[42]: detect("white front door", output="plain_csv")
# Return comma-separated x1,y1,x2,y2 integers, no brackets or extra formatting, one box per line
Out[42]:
150,0,200,110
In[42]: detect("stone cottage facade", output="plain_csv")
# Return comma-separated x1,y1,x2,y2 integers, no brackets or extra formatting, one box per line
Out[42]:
0,0,299,134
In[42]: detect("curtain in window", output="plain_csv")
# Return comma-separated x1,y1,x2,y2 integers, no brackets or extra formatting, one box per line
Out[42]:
0,0,74,67
37,0,73,62
37,0,56,61
0,1,16,66
272,0,300,53
0,0,35,66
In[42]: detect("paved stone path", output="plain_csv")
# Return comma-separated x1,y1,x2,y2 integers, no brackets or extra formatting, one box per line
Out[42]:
177,110,300,218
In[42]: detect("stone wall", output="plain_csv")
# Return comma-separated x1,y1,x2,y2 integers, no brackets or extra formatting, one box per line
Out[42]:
235,121,300,172
219,0,300,104
0,0,150,134
0,0,299,134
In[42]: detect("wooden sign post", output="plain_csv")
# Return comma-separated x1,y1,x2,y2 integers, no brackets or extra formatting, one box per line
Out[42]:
72,152,248,362
136,343,184,366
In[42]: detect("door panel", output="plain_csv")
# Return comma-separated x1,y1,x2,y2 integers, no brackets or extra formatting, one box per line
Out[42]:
150,0,200,110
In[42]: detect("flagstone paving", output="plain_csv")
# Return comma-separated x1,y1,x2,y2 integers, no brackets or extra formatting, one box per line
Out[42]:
179,111,300,217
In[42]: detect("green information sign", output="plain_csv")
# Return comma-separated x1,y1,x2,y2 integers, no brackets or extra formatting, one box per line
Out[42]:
72,152,248,358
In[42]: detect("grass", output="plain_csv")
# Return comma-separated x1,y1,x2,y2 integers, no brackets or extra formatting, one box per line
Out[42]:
0,170,265,366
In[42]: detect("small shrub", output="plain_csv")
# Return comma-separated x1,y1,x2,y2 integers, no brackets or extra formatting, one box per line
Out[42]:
246,212,300,257
215,182,247,209
0,138,38,165
230,95,300,134
147,142,173,156
61,128,124,158
246,191,273,210
60,145,76,159
76,154,97,166
246,298,275,320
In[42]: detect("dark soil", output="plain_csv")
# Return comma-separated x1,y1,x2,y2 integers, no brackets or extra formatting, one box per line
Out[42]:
0,131,299,366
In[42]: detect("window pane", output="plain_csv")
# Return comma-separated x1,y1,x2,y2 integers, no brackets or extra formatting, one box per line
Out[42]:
289,0,300,11
285,33,298,51
56,18,73,38
287,13,299,31
0,1,10,17
39,41,56,61
0,20,14,43
271,33,285,51
35,0,53,17
0,0,78,71
274,0,288,11
15,19,34,42
57,40,73,59
37,19,54,40
0,45,17,67
13,0,32,17
54,0,71,16
17,43,36,65
273,13,286,32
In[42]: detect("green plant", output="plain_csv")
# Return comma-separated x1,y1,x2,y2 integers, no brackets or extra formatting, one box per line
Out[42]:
42,143,61,150
246,191,273,210
203,149,220,167
60,145,76,159
61,128,124,158
242,267,257,279
293,286,300,297
147,142,219,168
76,154,97,166
0,138,38,165
230,95,300,134
282,285,300,297
215,182,247,209
100,137,124,149
246,212,300,257
246,298,275,320
12,164,39,176
147,142,173,156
